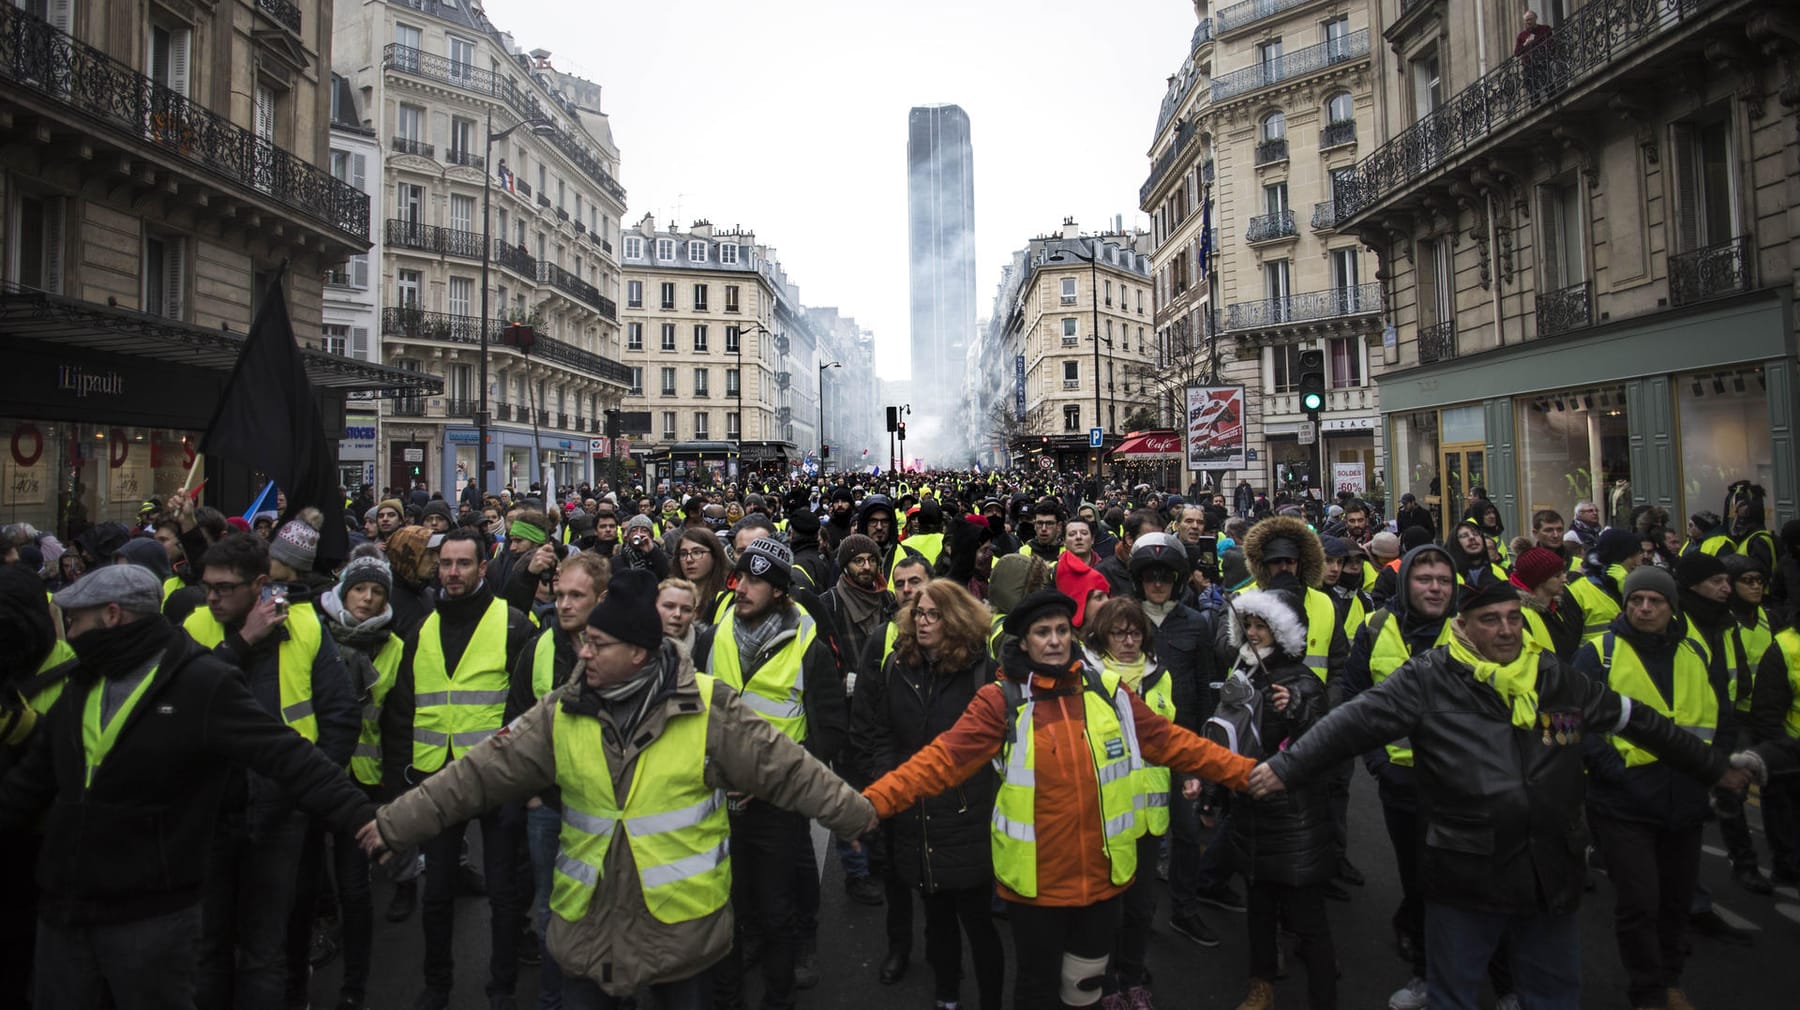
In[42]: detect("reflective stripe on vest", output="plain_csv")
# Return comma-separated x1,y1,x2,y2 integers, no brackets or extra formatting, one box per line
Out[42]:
81,662,160,787
1698,534,1733,557
1110,658,1176,838
1775,628,1800,739
991,668,1142,899
1302,587,1337,681
1602,632,1717,768
704,610,817,742
350,634,405,787
1367,610,1452,767
184,602,324,742
549,673,731,925
988,614,1005,659
411,598,511,771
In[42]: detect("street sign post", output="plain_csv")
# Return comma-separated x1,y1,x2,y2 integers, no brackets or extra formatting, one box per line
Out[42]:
1089,426,1104,448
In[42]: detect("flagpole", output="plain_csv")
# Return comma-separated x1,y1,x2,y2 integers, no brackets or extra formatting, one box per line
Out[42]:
180,452,204,498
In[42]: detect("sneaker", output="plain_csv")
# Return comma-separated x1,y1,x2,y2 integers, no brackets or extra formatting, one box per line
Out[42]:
843,873,885,906
1689,908,1755,946
1194,883,1246,912
1233,979,1274,1010
1387,976,1428,1010
1336,856,1365,886
1168,911,1222,948
1732,864,1774,895
386,880,419,923
1125,984,1156,1010
794,939,821,989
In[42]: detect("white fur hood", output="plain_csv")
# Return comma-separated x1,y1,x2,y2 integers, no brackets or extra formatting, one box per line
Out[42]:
1228,588,1309,658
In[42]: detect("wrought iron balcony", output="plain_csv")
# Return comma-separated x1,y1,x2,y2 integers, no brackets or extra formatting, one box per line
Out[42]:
537,262,617,319
1212,30,1369,101
556,207,569,221
1192,18,1213,49
494,240,538,278
257,0,301,34
1254,139,1288,165
1335,0,1723,227
557,413,570,429
1535,281,1592,337
392,136,433,159
776,370,792,390
392,400,426,417
379,307,631,386
444,397,477,417
776,407,793,424
1140,118,1201,205
1311,201,1337,231
1225,282,1380,330
494,402,511,422
1669,237,1751,307
385,219,484,258
0,4,367,242
443,148,484,170
536,192,551,209
1418,321,1457,363
1245,209,1296,244
1216,0,1314,34
1320,120,1356,149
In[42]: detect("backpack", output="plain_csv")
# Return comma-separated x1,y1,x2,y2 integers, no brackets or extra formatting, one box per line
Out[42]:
1204,669,1267,761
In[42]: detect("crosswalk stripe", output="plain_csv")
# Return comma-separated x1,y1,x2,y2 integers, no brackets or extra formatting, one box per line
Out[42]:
1701,845,1729,858
1777,904,1800,926
1709,902,1762,932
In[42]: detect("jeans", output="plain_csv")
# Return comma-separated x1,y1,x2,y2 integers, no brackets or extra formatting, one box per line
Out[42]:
565,969,713,1009
1166,781,1205,916
196,809,309,1010
527,802,566,1007
1590,815,1703,1007
35,904,202,1010
921,884,1004,1010
714,801,807,1010
1007,895,1120,1010
420,803,524,997
1424,901,1580,1010
1247,881,1336,1009
1111,833,1162,988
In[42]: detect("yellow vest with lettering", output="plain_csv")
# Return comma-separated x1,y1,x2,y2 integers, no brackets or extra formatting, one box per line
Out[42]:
350,634,405,787
1601,632,1716,768
549,674,731,924
703,609,817,743
183,602,323,742
991,668,1142,898
411,599,512,771
1367,610,1452,766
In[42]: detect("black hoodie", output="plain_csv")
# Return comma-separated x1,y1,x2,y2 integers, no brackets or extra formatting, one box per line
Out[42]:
1343,545,1458,783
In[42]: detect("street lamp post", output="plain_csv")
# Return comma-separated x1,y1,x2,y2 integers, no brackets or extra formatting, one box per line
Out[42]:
1049,238,1106,497
737,322,774,456
478,108,552,496
817,360,840,470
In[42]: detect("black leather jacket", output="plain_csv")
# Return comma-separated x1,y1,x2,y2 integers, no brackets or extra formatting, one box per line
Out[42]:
1266,640,1727,916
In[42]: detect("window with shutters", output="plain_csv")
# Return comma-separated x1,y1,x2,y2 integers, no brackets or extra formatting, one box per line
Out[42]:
449,194,475,235
142,232,184,320
1670,116,1737,253
1538,181,1585,289
148,21,191,98
350,326,370,360
10,191,65,294
321,324,349,357
448,277,473,317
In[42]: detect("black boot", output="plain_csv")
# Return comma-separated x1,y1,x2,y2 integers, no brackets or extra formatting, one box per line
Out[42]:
878,945,909,984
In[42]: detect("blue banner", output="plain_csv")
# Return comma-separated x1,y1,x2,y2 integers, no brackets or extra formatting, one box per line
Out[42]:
1014,354,1026,421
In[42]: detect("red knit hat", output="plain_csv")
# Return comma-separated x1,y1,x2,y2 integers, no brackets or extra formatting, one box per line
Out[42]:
1512,547,1566,591
1054,550,1111,627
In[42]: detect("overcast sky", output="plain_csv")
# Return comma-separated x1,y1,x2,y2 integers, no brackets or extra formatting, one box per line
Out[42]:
487,0,1200,377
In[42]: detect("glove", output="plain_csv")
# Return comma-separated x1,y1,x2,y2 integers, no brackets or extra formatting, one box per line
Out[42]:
1730,749,1769,787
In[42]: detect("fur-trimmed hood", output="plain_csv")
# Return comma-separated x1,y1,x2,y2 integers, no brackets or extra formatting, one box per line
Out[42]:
1229,587,1309,659
1241,514,1325,589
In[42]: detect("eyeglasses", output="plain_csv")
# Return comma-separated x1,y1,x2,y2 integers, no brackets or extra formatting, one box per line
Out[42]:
1738,575,1766,586
202,580,247,596
678,549,711,561
1110,628,1144,641
913,608,943,625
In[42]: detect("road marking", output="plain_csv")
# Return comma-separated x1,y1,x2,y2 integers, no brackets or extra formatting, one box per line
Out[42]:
1710,903,1762,932
1778,904,1800,927
1776,885,1799,901
1703,845,1728,858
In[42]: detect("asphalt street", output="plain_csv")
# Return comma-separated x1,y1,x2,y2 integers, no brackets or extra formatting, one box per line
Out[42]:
310,773,1800,1009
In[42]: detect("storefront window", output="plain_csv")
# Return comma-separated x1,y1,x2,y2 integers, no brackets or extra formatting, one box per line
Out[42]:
1677,366,1771,524
2,419,197,536
1391,410,1441,517
1518,385,1630,528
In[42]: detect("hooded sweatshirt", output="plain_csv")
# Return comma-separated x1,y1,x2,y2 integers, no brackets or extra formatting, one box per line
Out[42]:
1054,550,1111,628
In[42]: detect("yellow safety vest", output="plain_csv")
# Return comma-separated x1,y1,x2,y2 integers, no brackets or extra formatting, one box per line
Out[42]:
350,634,405,787
991,668,1142,898
889,532,945,580
29,639,77,714
1523,606,1556,655
549,673,731,925
1103,655,1175,837
1567,568,1626,643
411,598,511,771
1601,631,1716,768
1337,591,1366,642
1367,610,1452,766
1734,608,1773,713
184,602,323,742
161,575,183,604
1695,534,1734,557
703,609,817,743
1682,616,1746,714
1301,587,1338,681
81,662,159,787
987,613,1005,659
1738,530,1778,577
531,627,565,699
1770,628,1800,738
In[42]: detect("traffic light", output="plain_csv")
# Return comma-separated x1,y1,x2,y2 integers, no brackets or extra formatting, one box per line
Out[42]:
821,444,830,459
886,406,899,433
1298,348,1326,423
896,421,907,442
604,409,621,440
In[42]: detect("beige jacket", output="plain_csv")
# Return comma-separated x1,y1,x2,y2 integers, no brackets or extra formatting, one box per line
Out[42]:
375,641,874,995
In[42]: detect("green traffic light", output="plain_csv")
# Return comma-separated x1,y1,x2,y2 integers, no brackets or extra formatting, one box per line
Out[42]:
1302,392,1324,411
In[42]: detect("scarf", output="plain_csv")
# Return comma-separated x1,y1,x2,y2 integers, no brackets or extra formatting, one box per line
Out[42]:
834,573,889,633
732,607,786,665
69,615,174,684
597,650,666,738
1100,653,1149,692
1447,631,1540,730
1141,597,1176,627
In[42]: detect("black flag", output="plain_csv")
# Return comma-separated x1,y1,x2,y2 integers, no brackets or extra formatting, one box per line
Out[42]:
201,270,348,568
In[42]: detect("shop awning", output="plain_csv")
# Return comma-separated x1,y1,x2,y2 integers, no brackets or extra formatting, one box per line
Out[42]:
0,284,442,398
1109,431,1184,461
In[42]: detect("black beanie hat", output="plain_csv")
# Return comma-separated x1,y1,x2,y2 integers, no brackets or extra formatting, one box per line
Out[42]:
587,568,664,652
1003,588,1078,639
1674,551,1728,589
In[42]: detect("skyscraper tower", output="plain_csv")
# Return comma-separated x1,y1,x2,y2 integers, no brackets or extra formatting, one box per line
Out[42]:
907,105,975,419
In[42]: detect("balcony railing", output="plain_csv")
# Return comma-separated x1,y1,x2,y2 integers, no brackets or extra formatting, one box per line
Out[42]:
444,397,477,417
1255,138,1288,165
385,219,484,258
1216,0,1314,34
494,403,511,422
494,241,537,277
537,262,617,319
391,136,433,159
1419,321,1457,363
1535,281,1592,337
1192,18,1213,49
1225,282,1381,330
382,43,627,206
1311,201,1338,230
776,371,792,390
536,192,551,209
1669,237,1751,307
444,148,484,170
1320,119,1356,149
0,5,368,241
380,307,632,386
1245,209,1296,244
1212,30,1369,101
1140,117,1201,205
257,0,301,34
1336,0,1721,226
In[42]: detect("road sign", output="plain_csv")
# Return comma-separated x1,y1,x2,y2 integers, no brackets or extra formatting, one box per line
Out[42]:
1089,426,1104,448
